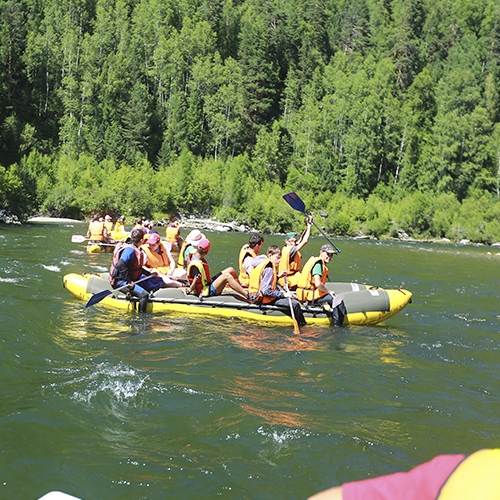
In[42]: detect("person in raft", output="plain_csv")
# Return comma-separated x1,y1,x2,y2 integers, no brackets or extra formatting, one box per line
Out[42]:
86,214,111,244
248,245,306,326
108,228,165,312
238,233,265,287
165,219,182,253
185,238,248,300
114,215,126,233
177,229,205,269
308,448,500,500
277,216,313,289
295,244,346,326
103,214,114,234
141,232,187,288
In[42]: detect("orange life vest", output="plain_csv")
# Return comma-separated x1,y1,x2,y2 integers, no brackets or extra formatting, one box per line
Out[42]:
248,257,276,305
238,244,258,286
141,242,171,274
187,257,211,296
296,256,329,302
108,242,145,285
88,220,106,241
278,245,302,288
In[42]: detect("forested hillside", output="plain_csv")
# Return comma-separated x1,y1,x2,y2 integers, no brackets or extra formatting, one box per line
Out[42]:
1,0,500,242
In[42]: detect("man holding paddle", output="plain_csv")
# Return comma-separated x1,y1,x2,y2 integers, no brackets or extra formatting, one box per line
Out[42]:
296,244,346,326
108,228,164,312
248,245,306,329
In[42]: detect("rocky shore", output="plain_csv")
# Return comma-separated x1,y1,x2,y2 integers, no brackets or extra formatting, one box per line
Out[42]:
0,209,21,224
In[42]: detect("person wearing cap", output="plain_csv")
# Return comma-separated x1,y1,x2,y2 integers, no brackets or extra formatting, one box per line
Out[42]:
278,216,313,289
186,237,248,300
103,215,114,233
248,245,306,326
86,214,110,244
140,232,187,288
177,229,205,269
108,228,163,312
295,244,346,326
238,233,264,287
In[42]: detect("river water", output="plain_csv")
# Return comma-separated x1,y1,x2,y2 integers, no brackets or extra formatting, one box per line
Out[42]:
0,221,499,499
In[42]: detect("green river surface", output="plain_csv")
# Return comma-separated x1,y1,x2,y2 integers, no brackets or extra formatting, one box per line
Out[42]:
1,221,499,499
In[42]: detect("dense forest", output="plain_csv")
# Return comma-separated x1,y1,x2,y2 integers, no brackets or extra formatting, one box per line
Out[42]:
1,0,500,242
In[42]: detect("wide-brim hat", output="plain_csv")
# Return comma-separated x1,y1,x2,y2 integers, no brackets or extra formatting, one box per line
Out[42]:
186,229,205,245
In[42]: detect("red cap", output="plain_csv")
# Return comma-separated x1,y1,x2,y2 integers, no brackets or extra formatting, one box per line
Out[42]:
198,238,211,253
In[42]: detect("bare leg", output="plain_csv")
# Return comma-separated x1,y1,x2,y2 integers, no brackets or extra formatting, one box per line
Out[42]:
212,271,247,298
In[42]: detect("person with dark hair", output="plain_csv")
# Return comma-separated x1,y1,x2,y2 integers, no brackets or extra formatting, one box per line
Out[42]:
238,233,264,287
248,245,306,326
108,228,164,312
186,238,248,299
86,214,110,244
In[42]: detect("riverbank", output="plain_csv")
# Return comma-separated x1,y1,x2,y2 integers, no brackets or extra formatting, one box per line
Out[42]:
10,213,500,248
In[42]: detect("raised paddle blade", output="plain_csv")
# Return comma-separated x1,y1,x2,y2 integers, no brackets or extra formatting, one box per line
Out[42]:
283,192,307,214
71,235,87,243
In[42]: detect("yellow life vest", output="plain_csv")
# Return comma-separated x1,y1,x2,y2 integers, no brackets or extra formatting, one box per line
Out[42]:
114,221,126,233
178,240,189,268
88,220,106,241
278,245,302,288
166,223,180,243
438,449,500,499
296,256,329,302
141,242,171,274
248,258,276,304
104,221,114,232
238,244,257,286
187,257,211,297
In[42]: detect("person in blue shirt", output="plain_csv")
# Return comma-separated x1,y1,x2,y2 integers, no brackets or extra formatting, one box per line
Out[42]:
109,228,164,312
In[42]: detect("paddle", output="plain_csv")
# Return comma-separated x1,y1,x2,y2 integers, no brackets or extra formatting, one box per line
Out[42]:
282,191,341,253
71,234,88,243
282,273,301,335
85,275,156,308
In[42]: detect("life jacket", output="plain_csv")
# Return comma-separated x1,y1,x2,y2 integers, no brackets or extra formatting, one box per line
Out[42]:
248,257,276,305
238,244,258,286
187,257,211,296
88,220,106,241
177,241,194,268
296,256,329,302
438,449,500,499
278,245,302,288
108,242,144,286
114,221,126,233
166,223,180,244
141,241,171,274
104,221,114,232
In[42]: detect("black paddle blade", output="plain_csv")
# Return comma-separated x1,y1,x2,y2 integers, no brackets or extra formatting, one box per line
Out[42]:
282,192,307,214
85,289,112,308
